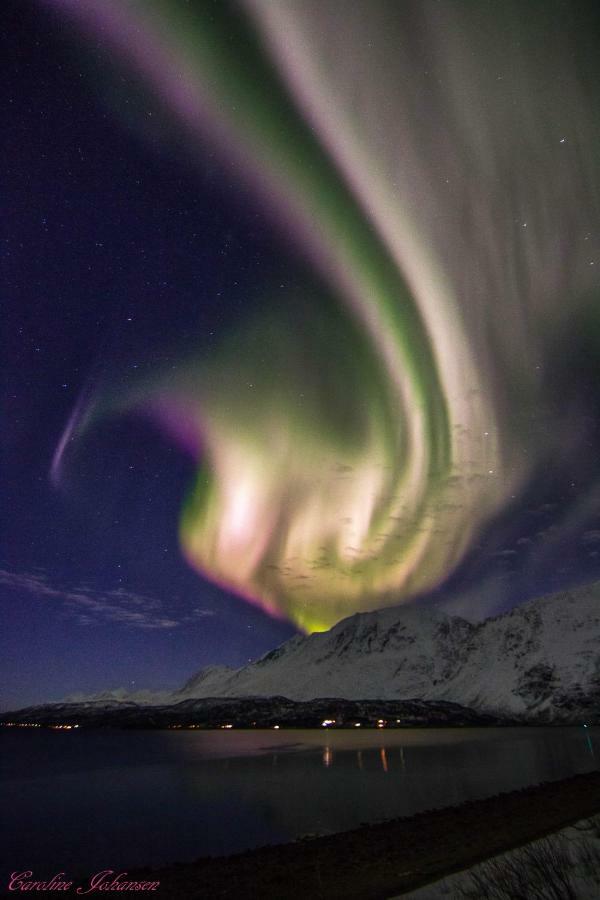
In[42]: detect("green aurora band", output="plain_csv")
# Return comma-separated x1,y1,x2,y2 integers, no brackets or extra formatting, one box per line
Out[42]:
50,0,600,631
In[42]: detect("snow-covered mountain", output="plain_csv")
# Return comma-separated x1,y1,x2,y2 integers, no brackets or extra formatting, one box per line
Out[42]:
9,581,600,722
172,582,600,719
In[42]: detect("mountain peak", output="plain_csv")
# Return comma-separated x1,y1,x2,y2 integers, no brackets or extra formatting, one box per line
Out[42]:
54,581,600,721
171,582,600,719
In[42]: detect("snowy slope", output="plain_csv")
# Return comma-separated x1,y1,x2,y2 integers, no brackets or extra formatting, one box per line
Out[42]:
40,581,600,721
175,582,600,719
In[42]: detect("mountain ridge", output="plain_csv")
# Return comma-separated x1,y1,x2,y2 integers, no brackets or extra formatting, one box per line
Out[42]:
7,581,600,722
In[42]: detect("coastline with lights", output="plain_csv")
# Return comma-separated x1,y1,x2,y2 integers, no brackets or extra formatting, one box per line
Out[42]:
0,697,506,732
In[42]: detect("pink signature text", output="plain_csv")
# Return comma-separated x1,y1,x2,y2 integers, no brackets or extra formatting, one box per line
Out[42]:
7,871,160,893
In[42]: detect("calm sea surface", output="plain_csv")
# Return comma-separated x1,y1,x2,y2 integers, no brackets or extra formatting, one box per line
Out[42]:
1,726,598,878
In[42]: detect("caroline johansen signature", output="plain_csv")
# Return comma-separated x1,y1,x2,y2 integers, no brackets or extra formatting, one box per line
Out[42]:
7,871,160,893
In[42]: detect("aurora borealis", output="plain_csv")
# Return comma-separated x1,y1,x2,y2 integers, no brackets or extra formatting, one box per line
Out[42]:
47,0,600,632
4,0,600,705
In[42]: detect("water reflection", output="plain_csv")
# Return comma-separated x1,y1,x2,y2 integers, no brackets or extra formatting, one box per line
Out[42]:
380,747,389,773
584,725,596,758
2,727,599,877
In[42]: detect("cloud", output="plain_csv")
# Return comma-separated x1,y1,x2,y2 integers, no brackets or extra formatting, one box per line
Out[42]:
582,529,600,544
0,568,185,630
534,526,560,542
527,503,559,516
187,607,217,619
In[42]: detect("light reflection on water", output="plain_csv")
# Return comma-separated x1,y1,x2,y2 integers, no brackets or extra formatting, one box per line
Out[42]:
0,726,597,877
380,747,388,772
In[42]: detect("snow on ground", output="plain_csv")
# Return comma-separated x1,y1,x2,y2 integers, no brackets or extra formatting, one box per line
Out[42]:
396,813,600,899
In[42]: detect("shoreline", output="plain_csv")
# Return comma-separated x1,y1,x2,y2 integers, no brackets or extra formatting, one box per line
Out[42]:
118,768,600,899
2,721,595,731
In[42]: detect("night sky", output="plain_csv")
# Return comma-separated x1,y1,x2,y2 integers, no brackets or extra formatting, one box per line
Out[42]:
4,0,600,710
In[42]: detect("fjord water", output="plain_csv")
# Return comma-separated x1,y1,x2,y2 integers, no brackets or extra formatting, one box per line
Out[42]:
1,727,598,877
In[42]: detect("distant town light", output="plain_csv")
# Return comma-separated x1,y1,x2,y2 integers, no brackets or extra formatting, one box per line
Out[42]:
2,722,42,728
321,719,335,727
273,725,280,729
